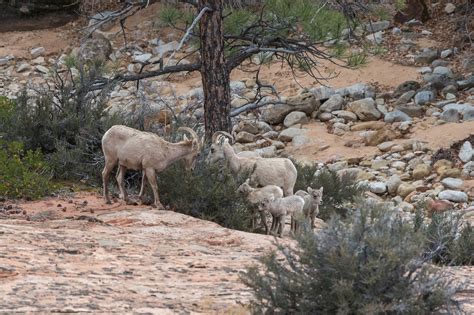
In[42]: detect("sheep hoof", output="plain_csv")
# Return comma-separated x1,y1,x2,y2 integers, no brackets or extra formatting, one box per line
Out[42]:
153,203,165,210
105,200,112,205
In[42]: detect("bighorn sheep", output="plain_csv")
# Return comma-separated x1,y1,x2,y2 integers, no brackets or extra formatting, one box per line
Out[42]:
207,131,297,196
101,125,202,209
295,187,324,230
237,179,284,233
258,195,305,237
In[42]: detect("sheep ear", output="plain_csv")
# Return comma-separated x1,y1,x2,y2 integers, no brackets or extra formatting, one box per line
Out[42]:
320,187,324,193
307,187,313,193
245,178,250,184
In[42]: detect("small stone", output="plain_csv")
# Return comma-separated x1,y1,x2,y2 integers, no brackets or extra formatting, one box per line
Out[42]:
415,49,438,65
412,163,432,180
369,182,387,194
438,168,461,179
378,141,396,152
235,131,256,143
397,183,416,198
35,65,49,74
17,63,31,73
433,66,453,78
320,94,344,112
414,90,434,105
459,141,473,163
441,178,464,190
365,20,390,33
384,110,412,123
133,53,152,63
417,67,432,74
444,3,456,14
396,104,423,117
334,110,358,122
387,175,402,195
318,112,333,121
438,190,467,203
440,108,460,122
30,47,45,58
278,128,307,142
392,27,402,35
283,111,308,128
347,98,381,121
395,90,416,105
440,49,452,59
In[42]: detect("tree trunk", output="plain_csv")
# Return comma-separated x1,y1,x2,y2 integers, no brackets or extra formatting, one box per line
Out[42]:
199,0,231,141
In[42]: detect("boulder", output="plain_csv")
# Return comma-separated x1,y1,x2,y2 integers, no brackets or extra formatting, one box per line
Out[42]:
278,128,307,142
387,175,402,195
77,36,112,64
261,93,319,124
320,94,344,112
414,90,434,105
412,164,431,180
438,190,468,203
347,98,381,121
235,131,256,143
384,110,412,123
433,66,454,78
414,49,439,65
396,104,423,117
283,111,308,128
440,108,460,122
397,183,416,198
441,177,464,190
369,182,387,194
334,110,358,121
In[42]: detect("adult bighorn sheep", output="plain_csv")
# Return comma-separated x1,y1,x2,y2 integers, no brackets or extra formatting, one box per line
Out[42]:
101,125,202,209
207,131,297,196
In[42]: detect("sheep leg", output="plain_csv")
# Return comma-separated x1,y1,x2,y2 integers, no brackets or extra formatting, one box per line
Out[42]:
145,167,164,209
101,161,115,204
277,215,285,237
269,214,277,235
310,212,316,230
259,211,269,234
116,165,129,203
138,172,147,204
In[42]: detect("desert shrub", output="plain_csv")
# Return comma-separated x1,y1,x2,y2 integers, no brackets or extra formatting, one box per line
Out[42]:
417,212,474,266
0,61,126,183
157,157,254,231
294,163,364,220
0,140,55,199
242,202,458,314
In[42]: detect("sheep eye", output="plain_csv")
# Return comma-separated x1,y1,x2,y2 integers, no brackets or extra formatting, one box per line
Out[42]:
210,148,215,153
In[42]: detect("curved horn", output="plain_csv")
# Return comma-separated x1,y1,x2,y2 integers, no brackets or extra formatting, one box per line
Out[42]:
212,131,235,143
177,127,201,149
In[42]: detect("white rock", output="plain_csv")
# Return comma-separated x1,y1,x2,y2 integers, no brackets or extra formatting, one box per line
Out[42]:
133,53,152,63
369,182,387,194
459,141,473,162
438,190,468,203
283,111,308,127
30,47,45,58
441,178,464,190
278,128,307,142
35,65,49,74
386,175,402,195
17,63,31,73
444,3,456,14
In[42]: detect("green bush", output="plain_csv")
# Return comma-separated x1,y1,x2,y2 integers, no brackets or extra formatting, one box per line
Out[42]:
0,61,126,183
417,211,474,266
0,140,54,199
157,158,254,231
294,163,364,220
242,202,458,314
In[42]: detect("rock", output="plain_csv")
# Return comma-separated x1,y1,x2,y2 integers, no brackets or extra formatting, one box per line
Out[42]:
397,183,416,198
261,93,319,124
334,110,358,121
395,90,416,105
365,128,400,146
440,108,460,122
432,60,450,68
283,111,308,127
133,53,152,63
441,177,464,190
387,175,402,195
278,128,307,142
459,141,473,163
366,20,390,33
438,190,468,203
231,98,248,109
292,135,310,147
440,49,452,59
230,81,246,92
153,41,179,58
35,65,49,74
369,182,387,194
254,145,277,158
438,167,461,179
414,90,434,105
462,57,474,72
441,85,458,97
392,27,402,35
396,104,424,117
77,37,112,63
318,112,333,121
417,67,432,74
444,3,456,14
393,81,420,98
462,161,474,177
30,47,45,58
457,76,474,90
414,49,438,65
17,63,31,73
31,56,45,65
347,98,381,121
310,86,335,101
320,94,344,112
412,164,431,179
433,66,453,78
378,141,396,152
384,110,412,123
392,161,407,170
366,31,383,44
328,161,348,172
336,83,375,99
235,131,256,143
463,108,474,121
434,159,453,171
350,121,386,131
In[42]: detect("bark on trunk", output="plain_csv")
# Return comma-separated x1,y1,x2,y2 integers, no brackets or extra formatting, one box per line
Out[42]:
199,0,232,141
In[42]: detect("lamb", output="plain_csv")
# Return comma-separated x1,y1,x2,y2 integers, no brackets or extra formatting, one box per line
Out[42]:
258,195,305,237
295,187,324,230
207,131,297,196
237,179,284,233
101,125,202,209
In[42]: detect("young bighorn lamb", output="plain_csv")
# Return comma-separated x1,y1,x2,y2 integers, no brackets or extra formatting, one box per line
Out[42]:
237,179,284,234
295,187,324,230
258,195,305,237
101,125,202,209
207,131,297,196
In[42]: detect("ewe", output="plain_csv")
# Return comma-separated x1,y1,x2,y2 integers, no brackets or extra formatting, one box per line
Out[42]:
295,187,324,230
207,131,297,196
237,179,284,233
101,125,202,209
